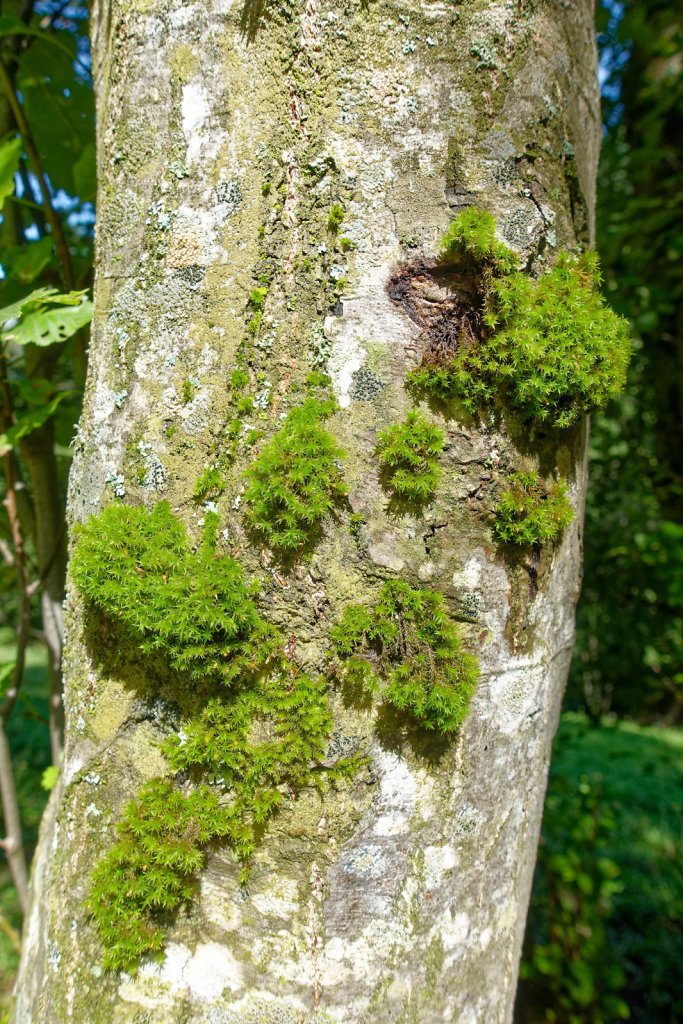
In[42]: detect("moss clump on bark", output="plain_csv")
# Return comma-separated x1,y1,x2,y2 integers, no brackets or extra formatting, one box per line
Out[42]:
331,580,478,734
72,501,356,973
408,209,630,428
242,397,347,553
193,463,226,500
493,471,574,546
376,410,445,505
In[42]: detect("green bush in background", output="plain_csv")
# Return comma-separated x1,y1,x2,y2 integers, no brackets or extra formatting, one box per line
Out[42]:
517,715,683,1024
0,639,49,1004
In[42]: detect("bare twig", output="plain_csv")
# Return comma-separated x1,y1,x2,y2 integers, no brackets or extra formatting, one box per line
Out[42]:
0,905,21,954
0,352,31,912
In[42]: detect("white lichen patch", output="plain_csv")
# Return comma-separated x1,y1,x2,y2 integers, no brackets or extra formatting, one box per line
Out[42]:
423,844,458,890
367,529,406,573
439,909,470,954
250,877,300,919
182,82,211,152
487,661,547,734
122,941,244,1007
326,322,366,409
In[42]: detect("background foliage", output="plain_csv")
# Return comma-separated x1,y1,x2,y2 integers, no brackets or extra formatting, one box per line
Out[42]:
518,2,683,1021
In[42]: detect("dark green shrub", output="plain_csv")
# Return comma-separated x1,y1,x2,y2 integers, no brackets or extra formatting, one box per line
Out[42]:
520,771,629,1024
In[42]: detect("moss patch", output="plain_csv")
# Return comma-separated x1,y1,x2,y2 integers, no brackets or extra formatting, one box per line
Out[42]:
331,580,478,734
493,470,574,546
242,397,348,554
71,502,356,972
403,209,630,428
376,410,445,506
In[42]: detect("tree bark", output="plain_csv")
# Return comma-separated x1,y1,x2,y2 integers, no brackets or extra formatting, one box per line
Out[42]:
13,0,599,1021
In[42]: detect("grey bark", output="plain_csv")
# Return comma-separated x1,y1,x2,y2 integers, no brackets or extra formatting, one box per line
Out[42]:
13,0,599,1021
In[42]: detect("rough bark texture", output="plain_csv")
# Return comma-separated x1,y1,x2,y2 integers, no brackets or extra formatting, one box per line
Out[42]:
14,0,599,1021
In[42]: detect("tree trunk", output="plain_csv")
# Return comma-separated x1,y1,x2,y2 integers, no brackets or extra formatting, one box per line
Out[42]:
13,0,600,1021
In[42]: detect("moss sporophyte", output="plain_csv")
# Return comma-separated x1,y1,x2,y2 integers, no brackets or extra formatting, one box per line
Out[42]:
408,208,631,427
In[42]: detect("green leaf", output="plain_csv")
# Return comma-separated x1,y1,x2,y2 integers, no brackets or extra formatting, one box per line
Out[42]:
0,236,55,284
41,765,59,792
0,288,91,346
0,390,77,455
17,38,95,197
0,135,21,211
0,286,62,325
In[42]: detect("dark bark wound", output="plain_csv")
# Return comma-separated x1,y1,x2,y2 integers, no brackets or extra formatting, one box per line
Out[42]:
386,258,485,367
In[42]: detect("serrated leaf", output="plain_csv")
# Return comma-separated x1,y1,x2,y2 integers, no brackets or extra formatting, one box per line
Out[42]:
0,286,64,326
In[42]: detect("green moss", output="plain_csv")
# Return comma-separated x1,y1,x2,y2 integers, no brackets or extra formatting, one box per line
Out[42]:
193,464,226,500
243,397,347,553
493,470,574,545
331,580,478,734
181,379,194,405
230,368,249,391
376,411,445,504
249,287,268,311
408,209,631,428
71,502,274,685
88,780,229,972
327,203,344,235
72,501,355,973
440,206,516,272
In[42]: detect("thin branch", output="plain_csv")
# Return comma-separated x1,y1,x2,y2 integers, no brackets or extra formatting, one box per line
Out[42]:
0,351,31,913
27,519,66,599
0,55,74,290
0,905,21,955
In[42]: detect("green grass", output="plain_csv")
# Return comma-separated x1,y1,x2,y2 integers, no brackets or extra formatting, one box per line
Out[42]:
0,639,51,1007
519,713,683,1024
